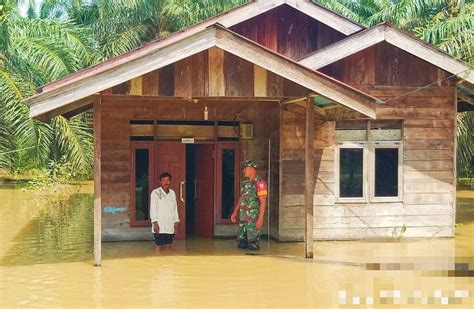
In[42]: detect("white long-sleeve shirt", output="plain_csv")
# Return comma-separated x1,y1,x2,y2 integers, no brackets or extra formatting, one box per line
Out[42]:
150,187,180,234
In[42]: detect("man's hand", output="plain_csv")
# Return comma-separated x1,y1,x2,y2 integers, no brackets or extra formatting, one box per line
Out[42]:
231,212,238,223
153,222,160,233
174,222,179,234
255,217,264,230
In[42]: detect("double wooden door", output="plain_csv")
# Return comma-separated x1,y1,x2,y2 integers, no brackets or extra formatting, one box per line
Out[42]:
131,141,239,240
131,142,186,239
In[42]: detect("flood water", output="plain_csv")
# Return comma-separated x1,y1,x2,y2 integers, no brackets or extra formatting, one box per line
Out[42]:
0,182,473,308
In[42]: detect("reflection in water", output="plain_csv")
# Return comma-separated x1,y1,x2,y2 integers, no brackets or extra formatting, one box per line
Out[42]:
0,184,473,307
0,185,93,266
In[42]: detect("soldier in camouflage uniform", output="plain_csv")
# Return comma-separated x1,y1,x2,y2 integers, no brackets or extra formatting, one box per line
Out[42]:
231,160,268,251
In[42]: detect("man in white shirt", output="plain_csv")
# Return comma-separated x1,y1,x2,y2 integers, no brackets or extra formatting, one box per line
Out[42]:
150,172,180,251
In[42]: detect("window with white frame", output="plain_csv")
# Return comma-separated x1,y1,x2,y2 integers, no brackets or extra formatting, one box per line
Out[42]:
335,120,403,203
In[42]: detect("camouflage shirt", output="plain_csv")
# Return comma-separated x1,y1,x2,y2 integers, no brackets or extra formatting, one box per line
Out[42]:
239,176,268,222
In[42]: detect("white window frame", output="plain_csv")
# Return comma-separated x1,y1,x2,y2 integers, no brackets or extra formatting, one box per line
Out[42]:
335,120,404,204
335,142,369,203
369,142,403,203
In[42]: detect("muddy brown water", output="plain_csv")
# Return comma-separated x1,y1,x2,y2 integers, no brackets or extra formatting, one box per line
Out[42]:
1,183,472,307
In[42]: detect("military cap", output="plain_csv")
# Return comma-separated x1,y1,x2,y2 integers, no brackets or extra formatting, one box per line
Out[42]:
241,160,257,169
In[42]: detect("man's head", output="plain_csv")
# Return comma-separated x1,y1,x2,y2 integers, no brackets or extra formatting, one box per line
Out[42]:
159,172,172,191
241,160,257,179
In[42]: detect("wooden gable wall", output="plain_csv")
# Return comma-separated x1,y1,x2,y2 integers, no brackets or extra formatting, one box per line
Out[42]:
230,4,346,60
319,42,450,87
105,48,310,98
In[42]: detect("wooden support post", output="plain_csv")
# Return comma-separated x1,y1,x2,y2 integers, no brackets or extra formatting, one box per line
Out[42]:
93,96,102,266
453,87,457,235
304,95,314,258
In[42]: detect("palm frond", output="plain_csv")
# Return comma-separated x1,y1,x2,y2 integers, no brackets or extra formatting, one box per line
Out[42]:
457,112,474,177
314,0,366,25
0,116,19,174
103,24,151,58
50,115,93,176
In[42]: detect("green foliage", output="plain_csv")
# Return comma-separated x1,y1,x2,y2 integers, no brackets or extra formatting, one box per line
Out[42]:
0,1,94,177
27,155,77,188
161,0,247,31
457,112,474,178
24,155,80,211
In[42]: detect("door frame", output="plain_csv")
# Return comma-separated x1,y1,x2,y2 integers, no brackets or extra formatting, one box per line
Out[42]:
130,140,241,232
214,142,241,225
130,141,155,227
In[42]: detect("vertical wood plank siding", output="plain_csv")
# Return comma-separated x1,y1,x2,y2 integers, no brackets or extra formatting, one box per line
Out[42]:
230,5,346,60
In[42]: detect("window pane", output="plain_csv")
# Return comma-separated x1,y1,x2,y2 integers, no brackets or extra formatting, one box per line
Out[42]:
221,149,235,219
135,149,150,221
336,130,367,142
375,148,399,197
339,148,364,197
336,121,368,142
369,129,402,141
370,120,402,141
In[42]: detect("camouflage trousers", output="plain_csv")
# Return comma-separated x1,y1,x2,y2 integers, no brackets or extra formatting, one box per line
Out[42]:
237,221,260,244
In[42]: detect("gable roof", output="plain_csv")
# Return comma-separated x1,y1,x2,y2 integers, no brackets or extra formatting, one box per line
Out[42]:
283,0,363,34
299,23,474,84
27,24,379,119
34,0,363,96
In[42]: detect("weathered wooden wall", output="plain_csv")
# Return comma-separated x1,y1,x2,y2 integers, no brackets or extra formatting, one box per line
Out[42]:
100,96,280,240
230,4,346,60
320,42,449,87
105,49,310,98
278,86,456,240
279,103,334,240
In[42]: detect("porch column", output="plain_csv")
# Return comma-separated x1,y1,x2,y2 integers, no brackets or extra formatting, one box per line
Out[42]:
304,95,314,258
93,96,102,266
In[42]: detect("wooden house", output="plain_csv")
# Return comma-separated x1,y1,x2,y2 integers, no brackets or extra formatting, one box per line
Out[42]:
26,0,473,265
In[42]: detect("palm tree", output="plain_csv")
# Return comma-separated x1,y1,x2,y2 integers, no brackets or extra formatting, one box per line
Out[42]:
55,0,247,60
63,0,166,61
0,0,94,176
457,112,474,178
161,0,247,30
